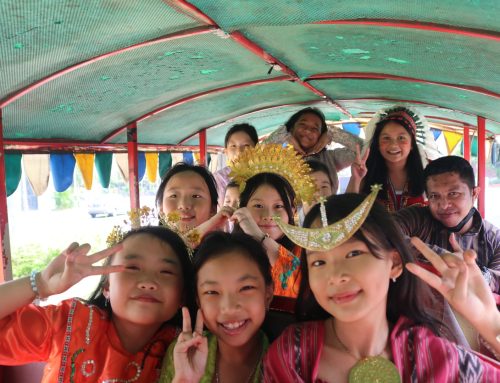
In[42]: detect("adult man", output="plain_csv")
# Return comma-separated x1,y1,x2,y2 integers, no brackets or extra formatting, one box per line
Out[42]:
395,155,500,293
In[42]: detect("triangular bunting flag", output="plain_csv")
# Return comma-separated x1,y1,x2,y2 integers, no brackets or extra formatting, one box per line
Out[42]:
342,122,361,136
138,152,146,182
24,154,50,196
5,153,22,197
183,152,194,165
95,153,113,188
74,153,95,190
159,152,172,179
114,153,146,183
431,128,442,140
443,131,463,154
50,153,75,192
145,152,159,183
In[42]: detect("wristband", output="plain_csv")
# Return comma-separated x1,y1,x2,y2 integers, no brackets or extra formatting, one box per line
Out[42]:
260,233,270,244
30,271,41,299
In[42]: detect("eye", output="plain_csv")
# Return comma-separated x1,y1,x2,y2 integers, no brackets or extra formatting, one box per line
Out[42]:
203,290,219,296
428,193,439,201
167,194,177,198
160,270,174,275
310,260,325,267
274,204,285,209
192,194,202,199
241,285,256,292
252,203,263,208
448,192,460,198
346,250,364,258
126,265,139,271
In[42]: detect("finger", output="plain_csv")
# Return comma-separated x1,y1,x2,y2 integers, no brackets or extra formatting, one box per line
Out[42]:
181,307,192,333
410,237,448,274
65,243,92,262
175,336,204,353
448,233,463,253
64,242,80,254
406,263,444,292
194,309,204,334
89,264,126,276
355,144,361,161
440,253,463,268
463,249,478,265
86,244,123,264
362,147,370,161
454,262,468,300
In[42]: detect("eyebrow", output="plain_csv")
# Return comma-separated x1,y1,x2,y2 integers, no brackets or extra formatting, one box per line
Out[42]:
124,254,179,265
199,274,259,287
165,186,207,192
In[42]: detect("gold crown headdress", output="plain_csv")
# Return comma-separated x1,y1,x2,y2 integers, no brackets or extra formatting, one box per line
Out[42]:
228,144,317,204
273,185,382,251
106,207,200,254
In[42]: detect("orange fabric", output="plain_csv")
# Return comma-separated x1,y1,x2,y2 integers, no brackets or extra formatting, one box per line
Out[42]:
271,245,302,298
0,299,177,383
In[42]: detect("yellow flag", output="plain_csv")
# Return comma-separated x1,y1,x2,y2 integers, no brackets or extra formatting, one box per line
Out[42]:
145,152,158,183
443,131,462,154
74,153,95,190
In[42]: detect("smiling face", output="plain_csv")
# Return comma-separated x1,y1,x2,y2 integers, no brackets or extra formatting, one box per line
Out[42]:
246,184,291,241
106,233,183,332
426,171,478,230
225,131,255,163
223,186,240,209
377,122,413,167
161,171,214,231
306,232,402,325
197,251,273,349
291,113,323,152
311,170,333,200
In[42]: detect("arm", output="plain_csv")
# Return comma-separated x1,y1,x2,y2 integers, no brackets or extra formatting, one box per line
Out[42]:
0,243,122,320
194,206,235,240
407,237,500,357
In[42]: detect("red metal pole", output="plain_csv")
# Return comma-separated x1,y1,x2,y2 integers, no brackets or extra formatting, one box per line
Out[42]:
127,124,140,216
477,117,486,217
199,129,207,166
0,109,12,282
463,125,470,162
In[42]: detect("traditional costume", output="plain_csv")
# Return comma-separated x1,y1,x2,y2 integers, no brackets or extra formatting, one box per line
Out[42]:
0,299,177,383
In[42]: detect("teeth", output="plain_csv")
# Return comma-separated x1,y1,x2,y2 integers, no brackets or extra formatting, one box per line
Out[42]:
221,320,245,330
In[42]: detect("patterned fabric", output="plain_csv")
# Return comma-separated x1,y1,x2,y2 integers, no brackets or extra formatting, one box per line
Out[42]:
264,317,500,382
271,245,302,298
380,179,426,212
0,299,177,383
394,206,500,293
213,166,231,208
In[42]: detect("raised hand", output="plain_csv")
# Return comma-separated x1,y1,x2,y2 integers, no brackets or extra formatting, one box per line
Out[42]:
173,308,208,383
38,242,124,298
350,144,369,182
407,237,497,327
231,207,263,240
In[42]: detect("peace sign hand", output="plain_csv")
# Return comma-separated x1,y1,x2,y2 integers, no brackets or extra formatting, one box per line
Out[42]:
350,144,369,182
407,237,497,327
38,242,124,298
173,308,208,383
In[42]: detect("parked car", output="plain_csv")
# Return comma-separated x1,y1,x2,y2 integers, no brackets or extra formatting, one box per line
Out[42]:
87,196,127,218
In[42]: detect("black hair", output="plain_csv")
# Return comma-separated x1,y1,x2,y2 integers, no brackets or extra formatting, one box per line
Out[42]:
284,107,327,135
296,193,446,338
305,159,333,188
192,231,273,290
225,180,239,191
224,123,259,147
236,172,296,251
155,162,218,215
361,119,425,198
423,155,475,193
87,226,195,327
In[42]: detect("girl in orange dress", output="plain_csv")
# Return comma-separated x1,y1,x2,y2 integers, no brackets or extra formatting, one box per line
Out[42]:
0,226,193,383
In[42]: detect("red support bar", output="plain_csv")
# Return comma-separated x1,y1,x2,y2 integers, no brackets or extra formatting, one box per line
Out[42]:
463,125,471,162
477,117,486,217
127,124,140,216
314,20,500,42
199,129,207,166
0,109,12,282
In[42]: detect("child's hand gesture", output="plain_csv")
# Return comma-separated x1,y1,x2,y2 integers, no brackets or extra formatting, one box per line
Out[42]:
173,308,208,383
231,207,263,240
407,237,498,328
350,144,369,182
38,242,124,298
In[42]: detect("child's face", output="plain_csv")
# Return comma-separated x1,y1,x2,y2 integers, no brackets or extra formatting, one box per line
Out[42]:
106,234,184,331
378,122,412,166
247,184,290,241
161,171,214,231
306,232,402,325
311,171,333,200
291,113,322,151
223,186,240,209
197,251,273,349
225,131,255,163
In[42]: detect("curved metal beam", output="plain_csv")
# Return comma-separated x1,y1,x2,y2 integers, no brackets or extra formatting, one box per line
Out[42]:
0,26,216,108
307,73,500,99
315,20,500,41
100,76,293,144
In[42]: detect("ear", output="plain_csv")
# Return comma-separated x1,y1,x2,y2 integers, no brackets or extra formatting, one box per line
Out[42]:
265,283,274,311
472,186,480,200
389,250,403,280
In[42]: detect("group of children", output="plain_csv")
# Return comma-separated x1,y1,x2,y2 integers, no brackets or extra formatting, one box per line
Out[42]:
1,106,499,382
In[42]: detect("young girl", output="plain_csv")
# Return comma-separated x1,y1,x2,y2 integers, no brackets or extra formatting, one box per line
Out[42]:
264,193,500,381
223,181,240,210
156,163,234,242
0,226,194,382
232,172,302,297
300,159,334,221
347,106,435,211
160,232,274,382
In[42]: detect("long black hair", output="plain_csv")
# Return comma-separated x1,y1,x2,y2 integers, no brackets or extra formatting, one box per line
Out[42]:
87,226,195,327
236,172,296,251
361,119,424,198
296,193,445,337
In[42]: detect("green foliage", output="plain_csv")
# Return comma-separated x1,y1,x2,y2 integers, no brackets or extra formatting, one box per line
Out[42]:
54,188,75,210
12,245,60,278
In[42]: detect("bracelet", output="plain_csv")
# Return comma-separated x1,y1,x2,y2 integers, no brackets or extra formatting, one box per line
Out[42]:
260,233,270,244
30,271,41,299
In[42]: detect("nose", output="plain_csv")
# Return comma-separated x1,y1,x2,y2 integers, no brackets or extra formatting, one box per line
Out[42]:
261,206,273,221
220,292,240,313
177,195,191,210
137,272,158,291
327,262,349,285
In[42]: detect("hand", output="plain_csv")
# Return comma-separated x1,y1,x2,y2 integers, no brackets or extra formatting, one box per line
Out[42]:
407,237,497,327
173,308,208,383
350,144,369,181
231,208,264,240
38,242,124,298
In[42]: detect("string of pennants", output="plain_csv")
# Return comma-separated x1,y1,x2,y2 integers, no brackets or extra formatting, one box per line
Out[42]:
4,124,494,197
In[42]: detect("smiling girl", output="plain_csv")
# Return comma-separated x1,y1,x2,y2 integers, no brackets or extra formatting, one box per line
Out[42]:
264,193,500,382
0,226,193,382
160,232,274,383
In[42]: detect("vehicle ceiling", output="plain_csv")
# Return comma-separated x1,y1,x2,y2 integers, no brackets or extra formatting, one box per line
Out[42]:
1,0,499,152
